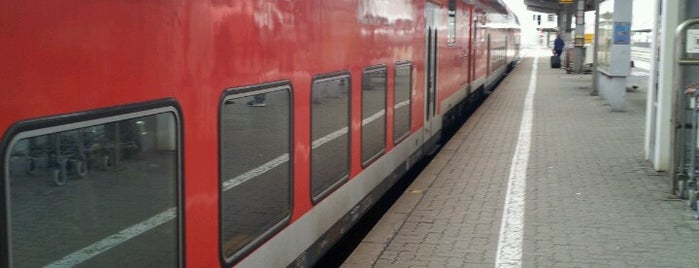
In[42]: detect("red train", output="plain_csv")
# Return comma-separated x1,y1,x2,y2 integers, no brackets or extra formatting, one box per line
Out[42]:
0,0,519,267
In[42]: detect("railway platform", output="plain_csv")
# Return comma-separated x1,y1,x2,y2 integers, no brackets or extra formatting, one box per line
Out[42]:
342,50,699,267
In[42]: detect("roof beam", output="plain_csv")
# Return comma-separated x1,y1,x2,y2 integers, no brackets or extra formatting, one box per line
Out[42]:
524,0,561,10
527,5,560,14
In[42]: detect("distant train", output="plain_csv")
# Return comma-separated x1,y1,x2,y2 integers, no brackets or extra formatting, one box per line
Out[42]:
0,0,519,267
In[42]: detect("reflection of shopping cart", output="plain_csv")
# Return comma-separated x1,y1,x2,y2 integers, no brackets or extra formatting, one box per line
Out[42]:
106,120,145,160
8,139,41,180
10,131,91,186
48,124,138,186
48,130,91,186
12,120,145,186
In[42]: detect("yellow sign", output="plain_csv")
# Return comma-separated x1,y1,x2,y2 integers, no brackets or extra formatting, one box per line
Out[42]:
560,0,574,3
585,33,594,44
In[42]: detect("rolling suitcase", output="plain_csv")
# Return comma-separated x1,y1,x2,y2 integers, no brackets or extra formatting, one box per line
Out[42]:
550,55,561,68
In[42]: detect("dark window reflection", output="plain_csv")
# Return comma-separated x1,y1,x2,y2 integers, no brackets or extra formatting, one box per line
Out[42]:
311,75,350,202
394,63,412,143
361,67,387,165
6,112,179,268
220,86,291,262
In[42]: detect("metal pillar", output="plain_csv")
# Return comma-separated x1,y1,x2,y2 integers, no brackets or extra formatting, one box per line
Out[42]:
596,0,632,112
573,0,585,73
591,0,600,95
558,6,572,68
558,10,566,33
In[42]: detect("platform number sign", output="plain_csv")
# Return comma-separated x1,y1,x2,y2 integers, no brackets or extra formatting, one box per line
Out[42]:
687,29,699,54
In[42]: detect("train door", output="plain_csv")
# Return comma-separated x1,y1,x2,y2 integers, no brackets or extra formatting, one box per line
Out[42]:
459,5,470,89
486,34,491,82
425,2,439,141
505,36,508,69
470,8,477,94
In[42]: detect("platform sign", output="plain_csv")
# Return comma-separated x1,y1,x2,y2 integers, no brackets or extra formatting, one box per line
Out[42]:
585,33,594,44
560,0,574,4
613,22,630,45
687,29,699,54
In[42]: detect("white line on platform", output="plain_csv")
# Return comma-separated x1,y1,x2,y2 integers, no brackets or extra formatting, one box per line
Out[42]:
495,56,537,268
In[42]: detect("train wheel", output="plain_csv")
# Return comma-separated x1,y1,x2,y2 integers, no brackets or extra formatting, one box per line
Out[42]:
53,169,66,186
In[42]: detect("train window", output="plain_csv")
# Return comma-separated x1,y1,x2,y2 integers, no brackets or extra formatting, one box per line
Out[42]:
3,105,181,268
447,0,457,46
394,62,412,144
220,82,292,264
361,66,387,166
311,74,350,203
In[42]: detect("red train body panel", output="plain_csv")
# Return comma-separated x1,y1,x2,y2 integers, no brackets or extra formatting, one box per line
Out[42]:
0,0,519,267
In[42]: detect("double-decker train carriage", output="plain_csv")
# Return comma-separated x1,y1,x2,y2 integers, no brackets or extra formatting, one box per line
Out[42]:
0,0,519,267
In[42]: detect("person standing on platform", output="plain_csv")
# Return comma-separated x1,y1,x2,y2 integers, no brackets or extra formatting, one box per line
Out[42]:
553,33,565,58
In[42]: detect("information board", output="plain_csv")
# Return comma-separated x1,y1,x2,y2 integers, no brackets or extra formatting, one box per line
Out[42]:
687,29,699,54
613,22,630,45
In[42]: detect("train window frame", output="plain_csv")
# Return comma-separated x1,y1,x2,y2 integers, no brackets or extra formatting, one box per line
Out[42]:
0,99,183,268
393,61,413,145
218,81,293,266
361,65,388,168
309,72,351,204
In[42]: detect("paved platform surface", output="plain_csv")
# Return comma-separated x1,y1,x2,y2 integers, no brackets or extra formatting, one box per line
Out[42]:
342,51,699,267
